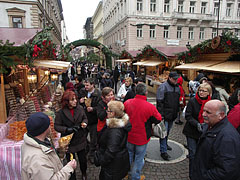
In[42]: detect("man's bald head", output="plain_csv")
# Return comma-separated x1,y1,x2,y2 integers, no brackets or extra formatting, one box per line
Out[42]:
203,100,226,128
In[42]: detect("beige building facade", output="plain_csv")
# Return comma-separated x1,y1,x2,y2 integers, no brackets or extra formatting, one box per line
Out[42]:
0,0,64,45
102,0,240,53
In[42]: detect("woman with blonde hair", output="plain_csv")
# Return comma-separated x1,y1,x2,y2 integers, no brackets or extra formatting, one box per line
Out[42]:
94,100,132,180
117,77,133,101
182,82,212,180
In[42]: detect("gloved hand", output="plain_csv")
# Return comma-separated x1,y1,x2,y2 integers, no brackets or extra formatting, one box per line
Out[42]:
197,123,203,133
65,127,74,134
72,126,81,132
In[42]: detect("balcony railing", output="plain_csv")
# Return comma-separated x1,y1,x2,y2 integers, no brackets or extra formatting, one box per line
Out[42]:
171,12,215,21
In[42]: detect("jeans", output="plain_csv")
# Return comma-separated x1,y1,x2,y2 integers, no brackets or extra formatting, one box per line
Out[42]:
159,121,173,153
187,136,198,180
127,142,147,180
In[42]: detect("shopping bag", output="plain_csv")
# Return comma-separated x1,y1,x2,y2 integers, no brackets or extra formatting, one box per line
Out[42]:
152,121,167,139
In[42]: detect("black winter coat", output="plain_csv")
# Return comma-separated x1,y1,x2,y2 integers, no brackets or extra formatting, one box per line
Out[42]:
100,78,113,90
95,114,131,180
54,105,88,153
182,97,202,140
192,117,240,180
78,88,101,125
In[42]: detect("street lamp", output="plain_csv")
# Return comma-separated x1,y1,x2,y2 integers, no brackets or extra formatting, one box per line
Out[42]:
186,41,191,50
217,0,221,36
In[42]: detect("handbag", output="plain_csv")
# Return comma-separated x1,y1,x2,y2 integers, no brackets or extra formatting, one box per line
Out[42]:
152,121,167,139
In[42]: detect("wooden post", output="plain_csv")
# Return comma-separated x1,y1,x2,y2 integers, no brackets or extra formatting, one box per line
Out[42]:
36,68,41,89
23,68,30,95
0,74,7,123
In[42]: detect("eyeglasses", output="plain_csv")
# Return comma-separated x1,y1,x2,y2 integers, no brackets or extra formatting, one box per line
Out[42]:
106,110,113,113
199,89,208,93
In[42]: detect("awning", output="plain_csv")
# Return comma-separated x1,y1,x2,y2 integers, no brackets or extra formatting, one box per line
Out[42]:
133,60,164,66
33,60,71,70
115,59,131,62
174,61,223,70
203,61,240,73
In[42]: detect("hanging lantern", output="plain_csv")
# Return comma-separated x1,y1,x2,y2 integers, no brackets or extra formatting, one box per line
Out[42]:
50,73,58,81
44,70,50,76
165,61,169,67
27,74,37,83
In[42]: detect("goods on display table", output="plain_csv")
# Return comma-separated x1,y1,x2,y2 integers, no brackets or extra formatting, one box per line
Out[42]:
0,81,64,179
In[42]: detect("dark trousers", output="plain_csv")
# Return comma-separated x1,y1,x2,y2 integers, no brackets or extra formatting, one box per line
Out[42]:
186,136,198,180
66,149,87,180
87,123,98,157
114,80,118,94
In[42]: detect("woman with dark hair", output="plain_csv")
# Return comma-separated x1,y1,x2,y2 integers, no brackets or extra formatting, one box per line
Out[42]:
94,100,131,180
97,87,115,132
54,91,88,180
183,83,212,180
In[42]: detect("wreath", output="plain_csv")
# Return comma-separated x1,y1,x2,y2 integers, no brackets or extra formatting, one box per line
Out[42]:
211,36,221,49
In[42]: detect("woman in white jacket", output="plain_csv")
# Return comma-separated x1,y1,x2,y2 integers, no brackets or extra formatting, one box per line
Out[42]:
117,77,132,100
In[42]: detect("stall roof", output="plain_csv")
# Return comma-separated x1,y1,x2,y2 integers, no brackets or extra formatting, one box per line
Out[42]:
0,27,42,46
174,61,223,70
202,61,240,73
115,59,131,62
33,60,71,70
133,60,164,66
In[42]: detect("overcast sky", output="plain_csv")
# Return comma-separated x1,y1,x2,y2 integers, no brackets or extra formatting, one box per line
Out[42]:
61,0,101,42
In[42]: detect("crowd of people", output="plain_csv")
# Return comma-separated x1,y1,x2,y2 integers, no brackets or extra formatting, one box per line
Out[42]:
20,63,240,180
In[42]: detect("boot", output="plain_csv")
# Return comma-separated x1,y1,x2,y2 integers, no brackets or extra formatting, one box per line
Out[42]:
82,173,87,180
175,120,183,125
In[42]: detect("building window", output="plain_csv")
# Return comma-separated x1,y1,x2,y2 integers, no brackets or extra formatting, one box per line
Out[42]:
137,0,143,11
199,27,205,40
150,0,156,12
214,3,219,16
189,1,195,13
178,0,183,13
238,3,240,17
164,26,169,38
212,28,217,38
226,3,232,17
124,26,127,38
137,25,143,38
188,27,194,39
177,26,182,39
12,17,23,28
201,2,207,14
164,0,170,13
150,25,155,38
235,29,240,36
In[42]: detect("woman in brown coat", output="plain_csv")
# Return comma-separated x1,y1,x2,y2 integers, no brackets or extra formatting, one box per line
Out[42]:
55,90,88,180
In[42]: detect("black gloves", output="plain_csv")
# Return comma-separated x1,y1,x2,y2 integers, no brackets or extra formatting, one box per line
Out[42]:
65,126,81,134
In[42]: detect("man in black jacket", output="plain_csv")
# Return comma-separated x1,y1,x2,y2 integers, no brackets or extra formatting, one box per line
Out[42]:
192,100,240,180
156,71,180,161
79,78,101,164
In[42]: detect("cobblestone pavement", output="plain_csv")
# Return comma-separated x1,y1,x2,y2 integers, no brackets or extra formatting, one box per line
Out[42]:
75,92,190,180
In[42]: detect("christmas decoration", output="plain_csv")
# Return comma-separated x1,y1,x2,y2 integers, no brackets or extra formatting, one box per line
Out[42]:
136,45,167,61
177,32,240,63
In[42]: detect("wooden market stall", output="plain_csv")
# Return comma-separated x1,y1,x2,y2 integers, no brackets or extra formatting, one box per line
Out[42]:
175,33,240,94
132,45,187,93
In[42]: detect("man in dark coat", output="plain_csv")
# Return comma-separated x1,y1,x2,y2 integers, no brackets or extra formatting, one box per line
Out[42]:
156,71,180,160
192,100,240,180
79,78,101,164
113,65,120,93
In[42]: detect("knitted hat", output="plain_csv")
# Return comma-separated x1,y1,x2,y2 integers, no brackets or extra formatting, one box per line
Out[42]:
26,112,50,137
169,71,179,79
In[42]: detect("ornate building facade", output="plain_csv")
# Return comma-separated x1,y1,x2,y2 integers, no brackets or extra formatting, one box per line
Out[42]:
102,0,240,53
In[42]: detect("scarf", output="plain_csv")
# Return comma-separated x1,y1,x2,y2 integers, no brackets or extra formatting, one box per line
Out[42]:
195,93,211,123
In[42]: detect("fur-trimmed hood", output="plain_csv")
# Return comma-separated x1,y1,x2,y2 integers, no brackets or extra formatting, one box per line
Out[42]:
106,113,131,132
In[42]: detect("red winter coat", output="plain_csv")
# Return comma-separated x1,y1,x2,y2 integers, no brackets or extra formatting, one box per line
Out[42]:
177,76,186,107
228,103,240,129
124,95,162,145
